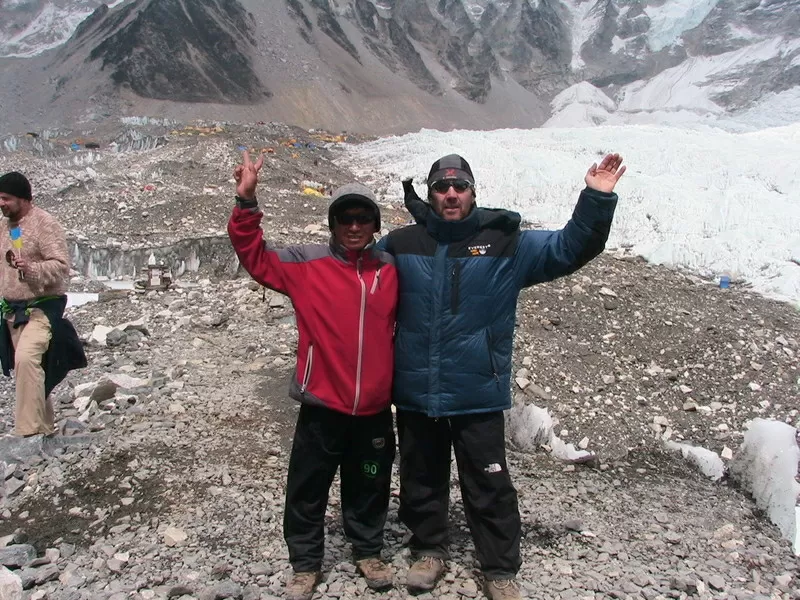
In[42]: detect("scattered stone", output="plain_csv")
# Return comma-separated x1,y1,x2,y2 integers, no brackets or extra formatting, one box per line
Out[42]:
707,574,726,590
563,519,584,532
199,580,243,600
163,527,188,547
0,545,36,569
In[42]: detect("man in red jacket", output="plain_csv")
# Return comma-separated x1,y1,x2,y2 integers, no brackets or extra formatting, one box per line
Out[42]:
227,151,398,600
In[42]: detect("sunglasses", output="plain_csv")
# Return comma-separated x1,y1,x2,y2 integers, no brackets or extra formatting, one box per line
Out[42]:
430,179,472,194
336,213,374,225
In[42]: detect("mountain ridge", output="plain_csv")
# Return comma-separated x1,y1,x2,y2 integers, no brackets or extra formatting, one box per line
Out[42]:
0,0,798,134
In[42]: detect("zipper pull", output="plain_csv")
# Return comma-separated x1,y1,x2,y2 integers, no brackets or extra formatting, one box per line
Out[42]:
370,267,382,295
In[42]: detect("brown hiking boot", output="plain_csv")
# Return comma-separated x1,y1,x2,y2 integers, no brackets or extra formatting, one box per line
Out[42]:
355,557,394,590
406,556,446,592
484,578,522,600
285,571,322,600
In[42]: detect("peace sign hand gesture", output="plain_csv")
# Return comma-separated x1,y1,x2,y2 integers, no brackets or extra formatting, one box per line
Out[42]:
234,150,264,200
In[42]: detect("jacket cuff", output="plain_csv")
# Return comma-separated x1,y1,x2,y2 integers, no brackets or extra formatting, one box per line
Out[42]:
575,187,618,222
235,195,258,209
582,187,617,200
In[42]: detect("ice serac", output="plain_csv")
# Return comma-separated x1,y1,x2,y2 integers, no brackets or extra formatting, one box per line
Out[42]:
729,419,800,555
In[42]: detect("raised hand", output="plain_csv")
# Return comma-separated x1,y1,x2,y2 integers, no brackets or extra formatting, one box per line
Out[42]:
234,150,264,200
585,153,626,193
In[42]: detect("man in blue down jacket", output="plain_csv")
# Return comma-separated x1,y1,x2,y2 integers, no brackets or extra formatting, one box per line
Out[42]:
379,153,626,600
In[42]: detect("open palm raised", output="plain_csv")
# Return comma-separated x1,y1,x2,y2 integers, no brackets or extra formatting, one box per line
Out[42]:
585,153,626,193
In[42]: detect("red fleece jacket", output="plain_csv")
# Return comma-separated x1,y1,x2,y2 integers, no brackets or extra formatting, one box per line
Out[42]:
228,204,398,416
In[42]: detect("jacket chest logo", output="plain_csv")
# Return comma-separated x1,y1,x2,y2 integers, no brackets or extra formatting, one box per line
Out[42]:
467,244,491,256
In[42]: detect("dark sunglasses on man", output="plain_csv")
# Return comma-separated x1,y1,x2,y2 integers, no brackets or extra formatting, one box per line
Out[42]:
336,213,375,226
430,179,473,194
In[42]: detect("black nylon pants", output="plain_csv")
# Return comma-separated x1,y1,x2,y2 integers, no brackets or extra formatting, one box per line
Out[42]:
283,404,396,572
397,409,522,579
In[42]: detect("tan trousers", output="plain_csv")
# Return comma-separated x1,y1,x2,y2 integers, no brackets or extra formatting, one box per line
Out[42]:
7,308,55,436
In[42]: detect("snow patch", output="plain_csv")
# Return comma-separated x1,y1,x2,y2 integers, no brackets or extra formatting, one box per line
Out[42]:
616,37,787,115
0,0,129,58
562,0,604,70
550,82,616,112
664,441,725,480
729,419,800,556
546,82,616,126
644,0,720,52
727,87,800,131
506,403,595,463
610,35,626,54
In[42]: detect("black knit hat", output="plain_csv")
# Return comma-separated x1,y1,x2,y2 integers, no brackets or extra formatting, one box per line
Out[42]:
427,154,474,186
0,172,32,201
328,183,381,230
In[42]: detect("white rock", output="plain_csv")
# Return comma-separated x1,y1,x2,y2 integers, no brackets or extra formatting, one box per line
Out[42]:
0,565,22,600
90,324,113,345
168,299,186,311
515,377,530,390
106,373,149,389
163,527,188,547
598,287,617,297
72,381,95,397
74,396,92,413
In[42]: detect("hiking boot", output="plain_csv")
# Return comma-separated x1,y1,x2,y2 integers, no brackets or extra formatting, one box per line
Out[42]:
484,578,522,600
285,570,322,600
406,556,446,592
355,557,393,590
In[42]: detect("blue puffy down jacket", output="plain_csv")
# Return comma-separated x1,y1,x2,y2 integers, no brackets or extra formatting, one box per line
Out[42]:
379,183,617,417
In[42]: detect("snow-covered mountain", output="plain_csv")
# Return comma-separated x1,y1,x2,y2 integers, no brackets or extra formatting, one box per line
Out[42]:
0,0,124,57
0,0,797,134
